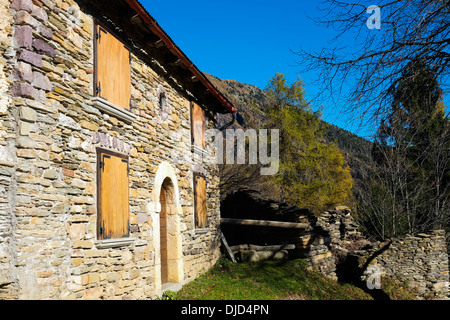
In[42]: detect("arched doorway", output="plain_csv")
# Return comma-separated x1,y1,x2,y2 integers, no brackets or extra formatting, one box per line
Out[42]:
159,177,181,286
153,161,183,292
159,178,171,284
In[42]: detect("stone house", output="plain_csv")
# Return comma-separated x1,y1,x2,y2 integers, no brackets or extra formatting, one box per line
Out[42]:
0,0,237,299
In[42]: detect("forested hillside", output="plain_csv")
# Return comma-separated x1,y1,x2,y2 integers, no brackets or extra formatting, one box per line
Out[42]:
205,73,373,206
205,73,268,129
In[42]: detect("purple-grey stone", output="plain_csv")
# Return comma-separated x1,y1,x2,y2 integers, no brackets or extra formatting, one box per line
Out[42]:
10,82,36,98
92,132,100,144
17,49,42,67
11,0,33,13
32,39,55,58
30,6,48,23
14,25,32,49
38,24,53,39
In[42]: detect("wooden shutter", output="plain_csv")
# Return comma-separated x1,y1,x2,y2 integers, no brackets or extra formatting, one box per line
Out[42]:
96,24,131,110
194,174,207,228
97,150,129,239
191,102,206,149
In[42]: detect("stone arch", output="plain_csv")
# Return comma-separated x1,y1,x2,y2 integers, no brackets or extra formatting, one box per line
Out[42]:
152,161,183,291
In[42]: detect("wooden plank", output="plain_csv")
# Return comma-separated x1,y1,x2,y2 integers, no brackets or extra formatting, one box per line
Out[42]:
118,158,129,237
248,244,295,251
229,244,296,252
220,232,236,263
194,175,207,228
191,102,205,148
96,25,131,110
229,244,249,251
99,152,129,239
100,153,114,239
220,218,310,229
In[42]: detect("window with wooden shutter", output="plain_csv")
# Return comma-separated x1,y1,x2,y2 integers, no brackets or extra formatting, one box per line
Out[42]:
97,149,130,240
95,23,131,111
191,102,206,149
194,174,207,228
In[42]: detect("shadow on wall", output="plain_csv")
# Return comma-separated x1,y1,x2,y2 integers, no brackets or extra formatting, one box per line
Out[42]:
335,241,392,300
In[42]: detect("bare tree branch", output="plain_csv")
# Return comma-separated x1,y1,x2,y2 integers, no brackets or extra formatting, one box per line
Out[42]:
296,0,450,131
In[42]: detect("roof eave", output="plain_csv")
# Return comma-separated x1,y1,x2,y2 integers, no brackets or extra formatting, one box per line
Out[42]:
124,0,237,114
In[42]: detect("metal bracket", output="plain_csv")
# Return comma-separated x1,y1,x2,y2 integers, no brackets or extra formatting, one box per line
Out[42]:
97,26,106,43
100,154,110,171
96,81,101,97
100,220,111,239
122,159,129,175
122,224,130,238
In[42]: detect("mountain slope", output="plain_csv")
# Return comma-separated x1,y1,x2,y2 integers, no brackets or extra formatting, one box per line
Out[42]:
205,73,373,203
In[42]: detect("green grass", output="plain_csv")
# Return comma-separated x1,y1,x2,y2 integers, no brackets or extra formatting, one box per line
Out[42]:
163,258,415,300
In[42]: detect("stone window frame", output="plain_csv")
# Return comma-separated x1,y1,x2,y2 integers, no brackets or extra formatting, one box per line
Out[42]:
156,84,170,121
91,20,136,124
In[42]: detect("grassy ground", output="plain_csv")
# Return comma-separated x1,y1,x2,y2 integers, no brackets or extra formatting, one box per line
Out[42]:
162,258,416,300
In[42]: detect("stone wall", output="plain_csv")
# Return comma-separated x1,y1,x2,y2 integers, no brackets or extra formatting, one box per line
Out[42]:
290,206,449,299
296,206,369,280
357,230,449,299
0,0,222,299
0,0,17,299
221,189,449,299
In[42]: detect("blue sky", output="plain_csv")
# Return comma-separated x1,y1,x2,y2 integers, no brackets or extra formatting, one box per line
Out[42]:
138,1,382,139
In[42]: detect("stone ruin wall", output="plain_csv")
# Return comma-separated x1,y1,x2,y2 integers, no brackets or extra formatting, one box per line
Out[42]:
295,206,363,280
299,207,449,299
221,190,449,300
355,230,449,299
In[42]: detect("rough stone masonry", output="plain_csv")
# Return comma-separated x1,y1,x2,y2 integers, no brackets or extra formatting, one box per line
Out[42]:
0,0,231,299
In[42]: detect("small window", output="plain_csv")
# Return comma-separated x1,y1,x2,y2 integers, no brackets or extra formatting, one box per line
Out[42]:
158,86,169,121
194,174,207,228
97,148,130,240
159,92,167,110
191,102,206,149
95,23,131,110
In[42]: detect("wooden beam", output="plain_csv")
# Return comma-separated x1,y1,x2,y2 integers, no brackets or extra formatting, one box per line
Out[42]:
130,13,141,25
220,231,237,263
154,39,164,48
221,218,310,230
230,244,296,252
